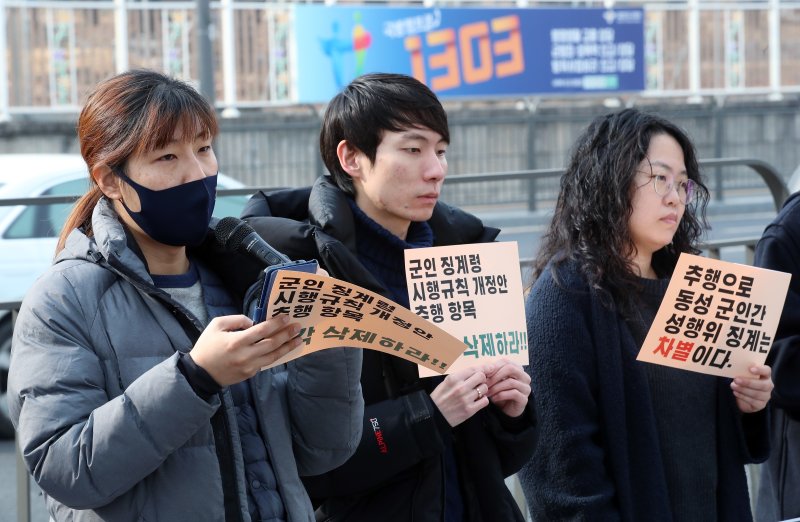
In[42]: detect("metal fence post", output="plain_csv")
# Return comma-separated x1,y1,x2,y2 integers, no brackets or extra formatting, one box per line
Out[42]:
313,105,324,178
220,0,240,118
196,0,215,107
114,0,128,73
0,0,9,122
525,105,538,212
713,104,725,202
15,434,30,522
12,308,30,522
768,0,782,102
687,0,702,104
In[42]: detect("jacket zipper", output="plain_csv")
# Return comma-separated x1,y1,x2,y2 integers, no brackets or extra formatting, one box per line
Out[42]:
88,251,247,520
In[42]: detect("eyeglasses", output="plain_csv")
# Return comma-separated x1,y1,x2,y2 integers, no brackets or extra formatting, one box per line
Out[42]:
639,173,696,205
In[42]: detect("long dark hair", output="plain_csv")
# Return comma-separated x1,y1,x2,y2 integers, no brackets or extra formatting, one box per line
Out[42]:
532,108,709,317
57,69,218,253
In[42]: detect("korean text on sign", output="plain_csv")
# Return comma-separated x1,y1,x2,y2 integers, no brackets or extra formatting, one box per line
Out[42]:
264,271,467,374
636,253,790,378
405,242,529,376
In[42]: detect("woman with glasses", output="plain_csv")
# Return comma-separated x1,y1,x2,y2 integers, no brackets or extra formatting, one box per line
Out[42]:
519,109,772,521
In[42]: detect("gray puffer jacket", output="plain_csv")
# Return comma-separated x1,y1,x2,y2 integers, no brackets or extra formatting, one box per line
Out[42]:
8,198,363,521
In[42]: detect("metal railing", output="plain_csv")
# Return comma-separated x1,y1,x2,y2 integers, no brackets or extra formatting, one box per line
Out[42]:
0,157,790,522
443,156,789,212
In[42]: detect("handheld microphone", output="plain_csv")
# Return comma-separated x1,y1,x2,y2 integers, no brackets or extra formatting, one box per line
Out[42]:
211,216,291,266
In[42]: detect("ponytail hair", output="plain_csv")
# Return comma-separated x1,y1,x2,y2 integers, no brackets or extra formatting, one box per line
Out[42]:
57,187,104,252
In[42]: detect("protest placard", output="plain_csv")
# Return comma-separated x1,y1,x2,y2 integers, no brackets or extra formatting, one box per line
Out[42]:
261,270,467,374
636,253,791,378
405,241,528,377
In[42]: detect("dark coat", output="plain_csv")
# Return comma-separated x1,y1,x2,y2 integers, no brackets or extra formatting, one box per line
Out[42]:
519,260,769,522
241,177,538,522
754,191,800,521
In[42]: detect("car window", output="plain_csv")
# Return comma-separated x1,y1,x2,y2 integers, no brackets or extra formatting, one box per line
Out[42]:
3,178,88,239
214,192,249,219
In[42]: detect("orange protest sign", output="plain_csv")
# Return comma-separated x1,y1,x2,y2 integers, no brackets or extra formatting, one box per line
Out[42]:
404,242,528,376
636,253,790,378
262,270,466,374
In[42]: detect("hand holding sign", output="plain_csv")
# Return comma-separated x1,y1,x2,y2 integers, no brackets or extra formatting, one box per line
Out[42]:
430,358,531,425
730,364,773,413
484,358,531,418
430,366,491,427
191,315,302,387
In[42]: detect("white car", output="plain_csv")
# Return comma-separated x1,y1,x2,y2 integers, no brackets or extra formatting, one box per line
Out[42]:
0,154,249,438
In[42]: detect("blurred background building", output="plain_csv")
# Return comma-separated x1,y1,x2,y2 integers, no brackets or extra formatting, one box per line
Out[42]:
0,0,799,205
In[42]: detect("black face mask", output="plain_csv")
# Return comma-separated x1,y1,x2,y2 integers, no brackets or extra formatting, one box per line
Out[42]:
115,168,217,247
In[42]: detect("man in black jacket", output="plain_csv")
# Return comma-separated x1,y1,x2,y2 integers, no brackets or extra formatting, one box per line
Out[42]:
241,73,537,522
754,191,800,521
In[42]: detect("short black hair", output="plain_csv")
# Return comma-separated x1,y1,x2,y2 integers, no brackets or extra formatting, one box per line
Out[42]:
319,73,449,196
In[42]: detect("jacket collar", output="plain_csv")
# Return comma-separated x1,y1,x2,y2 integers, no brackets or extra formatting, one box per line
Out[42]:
308,176,500,248
59,197,153,285
308,176,359,251
240,175,500,252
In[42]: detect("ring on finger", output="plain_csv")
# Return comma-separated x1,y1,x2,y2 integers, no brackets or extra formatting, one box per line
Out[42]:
475,386,484,401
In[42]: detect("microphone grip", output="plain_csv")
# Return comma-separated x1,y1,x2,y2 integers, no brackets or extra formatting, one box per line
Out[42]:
243,233,290,265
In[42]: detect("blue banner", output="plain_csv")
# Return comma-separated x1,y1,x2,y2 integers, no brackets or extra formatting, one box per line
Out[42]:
293,6,645,102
